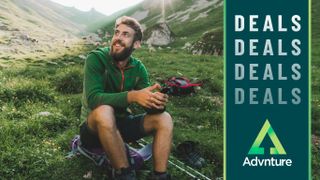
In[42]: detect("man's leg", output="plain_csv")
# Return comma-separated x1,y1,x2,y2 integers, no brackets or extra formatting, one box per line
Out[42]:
143,112,173,172
87,105,129,169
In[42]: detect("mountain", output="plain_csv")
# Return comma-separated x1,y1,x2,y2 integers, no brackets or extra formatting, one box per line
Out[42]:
95,0,223,49
0,0,107,61
44,3,106,31
1,0,107,34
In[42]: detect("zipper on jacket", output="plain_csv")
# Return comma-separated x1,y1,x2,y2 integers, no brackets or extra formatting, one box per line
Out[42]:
117,65,134,92
120,69,125,91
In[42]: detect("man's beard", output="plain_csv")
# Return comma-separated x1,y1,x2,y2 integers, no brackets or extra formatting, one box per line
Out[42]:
110,40,134,62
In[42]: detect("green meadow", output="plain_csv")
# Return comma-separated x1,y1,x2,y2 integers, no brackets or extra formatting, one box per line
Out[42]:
0,45,223,179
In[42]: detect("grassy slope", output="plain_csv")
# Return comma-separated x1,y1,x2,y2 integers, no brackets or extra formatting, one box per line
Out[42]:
1,0,81,34
0,46,223,179
0,0,84,63
312,0,320,134
311,0,320,179
10,0,107,32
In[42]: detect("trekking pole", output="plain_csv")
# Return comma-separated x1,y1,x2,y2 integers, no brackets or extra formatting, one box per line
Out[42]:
167,159,198,179
139,139,212,180
168,155,212,180
136,141,199,179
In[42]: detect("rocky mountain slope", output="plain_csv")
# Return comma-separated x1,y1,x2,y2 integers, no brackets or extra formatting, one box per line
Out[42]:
0,0,106,63
96,0,223,54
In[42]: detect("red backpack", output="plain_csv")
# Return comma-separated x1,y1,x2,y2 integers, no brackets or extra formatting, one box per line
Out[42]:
161,77,202,95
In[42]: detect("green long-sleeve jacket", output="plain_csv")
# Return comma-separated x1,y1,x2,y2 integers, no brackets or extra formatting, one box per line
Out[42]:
80,47,150,121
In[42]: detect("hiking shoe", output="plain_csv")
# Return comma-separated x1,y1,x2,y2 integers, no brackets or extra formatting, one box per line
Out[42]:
112,168,136,180
176,141,206,169
148,172,171,180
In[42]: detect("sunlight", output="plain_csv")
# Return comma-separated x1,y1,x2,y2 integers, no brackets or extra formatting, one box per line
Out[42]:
161,0,173,22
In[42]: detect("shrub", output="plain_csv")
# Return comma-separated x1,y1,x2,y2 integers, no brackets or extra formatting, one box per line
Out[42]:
312,99,320,136
0,82,55,107
312,135,320,180
54,68,83,94
59,94,82,119
26,113,72,137
201,78,223,96
39,113,70,132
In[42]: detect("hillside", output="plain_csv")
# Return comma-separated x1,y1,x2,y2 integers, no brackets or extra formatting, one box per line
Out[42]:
95,0,223,48
61,6,106,29
311,0,320,178
0,0,106,64
36,0,106,30
312,0,320,136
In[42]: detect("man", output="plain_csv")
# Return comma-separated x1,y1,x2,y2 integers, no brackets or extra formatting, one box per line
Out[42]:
79,16,173,180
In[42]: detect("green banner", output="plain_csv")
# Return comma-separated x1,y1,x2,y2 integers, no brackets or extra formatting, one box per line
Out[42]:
224,0,310,179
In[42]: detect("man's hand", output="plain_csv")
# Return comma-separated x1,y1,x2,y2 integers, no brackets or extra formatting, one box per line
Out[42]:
128,84,169,109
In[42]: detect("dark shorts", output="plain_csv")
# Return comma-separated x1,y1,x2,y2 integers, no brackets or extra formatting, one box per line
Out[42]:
80,114,147,149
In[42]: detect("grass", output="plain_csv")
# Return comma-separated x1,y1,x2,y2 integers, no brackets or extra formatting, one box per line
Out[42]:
311,0,320,179
0,45,223,179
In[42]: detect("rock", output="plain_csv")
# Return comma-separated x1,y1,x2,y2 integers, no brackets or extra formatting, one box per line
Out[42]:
182,42,192,50
82,33,102,45
148,46,156,53
104,32,111,38
170,49,178,53
102,42,108,47
78,55,86,60
38,111,52,116
83,171,92,179
312,134,320,150
189,29,223,56
20,34,30,41
97,29,104,38
144,22,175,46
197,125,204,129
0,24,9,31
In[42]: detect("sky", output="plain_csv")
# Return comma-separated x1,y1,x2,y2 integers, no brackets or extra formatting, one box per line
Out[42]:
50,0,144,16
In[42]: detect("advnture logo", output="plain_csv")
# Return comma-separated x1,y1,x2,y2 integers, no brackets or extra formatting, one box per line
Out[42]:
243,119,292,167
248,119,286,155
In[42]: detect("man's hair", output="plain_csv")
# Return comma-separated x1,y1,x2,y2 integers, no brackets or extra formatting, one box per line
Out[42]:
115,16,143,42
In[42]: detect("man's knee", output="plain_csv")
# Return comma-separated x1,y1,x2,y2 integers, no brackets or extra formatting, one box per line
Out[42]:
155,112,173,131
88,105,116,131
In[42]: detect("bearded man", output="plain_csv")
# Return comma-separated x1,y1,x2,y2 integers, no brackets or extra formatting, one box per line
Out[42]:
79,16,173,180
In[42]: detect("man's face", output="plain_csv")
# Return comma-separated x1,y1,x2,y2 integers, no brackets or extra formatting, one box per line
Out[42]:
110,24,136,62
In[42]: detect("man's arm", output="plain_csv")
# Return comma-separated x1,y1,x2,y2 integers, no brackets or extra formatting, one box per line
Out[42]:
84,53,129,109
128,62,168,110
135,62,150,90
